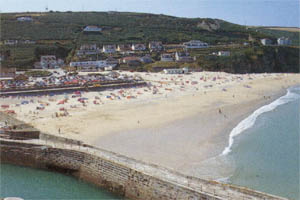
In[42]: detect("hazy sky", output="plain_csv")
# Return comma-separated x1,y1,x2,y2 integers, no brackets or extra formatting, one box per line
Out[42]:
0,0,299,27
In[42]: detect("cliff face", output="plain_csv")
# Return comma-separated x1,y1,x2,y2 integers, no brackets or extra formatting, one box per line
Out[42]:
200,46,299,73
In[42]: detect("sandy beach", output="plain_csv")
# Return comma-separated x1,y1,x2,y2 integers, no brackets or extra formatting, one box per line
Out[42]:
1,71,299,179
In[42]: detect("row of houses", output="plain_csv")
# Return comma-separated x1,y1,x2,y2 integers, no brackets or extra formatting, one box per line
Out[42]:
77,40,209,55
261,37,292,46
76,42,161,56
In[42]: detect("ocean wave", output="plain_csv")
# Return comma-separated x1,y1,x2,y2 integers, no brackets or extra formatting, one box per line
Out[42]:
221,87,300,156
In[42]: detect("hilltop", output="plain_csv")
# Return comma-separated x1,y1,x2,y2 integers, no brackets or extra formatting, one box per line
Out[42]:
1,11,266,44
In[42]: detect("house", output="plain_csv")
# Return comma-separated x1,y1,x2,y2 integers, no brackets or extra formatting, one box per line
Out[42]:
106,57,119,66
4,40,18,45
80,44,97,50
0,67,16,78
175,52,193,62
218,51,230,56
103,45,116,53
161,54,174,62
140,55,153,63
83,26,102,32
117,44,132,52
122,57,142,66
131,44,146,51
17,16,33,22
40,55,64,69
163,68,189,74
149,41,163,52
277,37,291,46
77,44,100,56
104,66,114,71
122,57,141,63
261,38,272,46
183,40,208,49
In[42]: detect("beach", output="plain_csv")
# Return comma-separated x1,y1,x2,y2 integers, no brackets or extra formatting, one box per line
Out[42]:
1,71,299,180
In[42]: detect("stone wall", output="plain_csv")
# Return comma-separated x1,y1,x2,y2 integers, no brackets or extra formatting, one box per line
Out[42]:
0,139,287,200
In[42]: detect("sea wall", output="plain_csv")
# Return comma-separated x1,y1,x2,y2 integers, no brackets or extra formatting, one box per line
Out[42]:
0,138,287,200
0,140,217,200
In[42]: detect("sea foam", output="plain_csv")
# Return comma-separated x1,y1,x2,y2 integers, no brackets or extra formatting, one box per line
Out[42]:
222,88,300,155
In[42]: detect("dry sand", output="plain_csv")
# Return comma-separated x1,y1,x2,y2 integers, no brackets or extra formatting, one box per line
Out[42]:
1,72,299,179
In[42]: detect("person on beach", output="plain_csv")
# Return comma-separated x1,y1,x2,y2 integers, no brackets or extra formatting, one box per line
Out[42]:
58,128,61,134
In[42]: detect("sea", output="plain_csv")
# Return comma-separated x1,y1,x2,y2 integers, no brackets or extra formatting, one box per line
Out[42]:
0,164,121,199
222,86,300,200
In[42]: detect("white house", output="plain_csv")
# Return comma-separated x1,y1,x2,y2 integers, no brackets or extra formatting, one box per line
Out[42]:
161,54,174,62
183,40,208,49
260,38,272,46
149,41,163,52
83,26,102,32
163,68,189,74
277,37,291,46
175,52,193,62
218,51,230,56
131,44,146,51
104,66,114,71
103,45,116,53
17,16,33,22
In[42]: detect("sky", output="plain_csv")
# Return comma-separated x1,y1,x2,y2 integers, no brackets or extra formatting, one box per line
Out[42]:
0,0,299,27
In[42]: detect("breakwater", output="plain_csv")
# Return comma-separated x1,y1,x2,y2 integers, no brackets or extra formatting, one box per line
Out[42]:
0,132,288,200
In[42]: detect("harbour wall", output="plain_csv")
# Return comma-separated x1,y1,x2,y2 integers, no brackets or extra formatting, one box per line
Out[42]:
0,136,287,200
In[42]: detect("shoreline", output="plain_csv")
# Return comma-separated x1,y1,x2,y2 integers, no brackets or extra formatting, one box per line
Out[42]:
92,79,296,180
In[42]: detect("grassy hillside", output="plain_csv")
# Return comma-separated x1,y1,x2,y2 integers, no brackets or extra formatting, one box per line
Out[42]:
0,12,298,73
1,12,267,44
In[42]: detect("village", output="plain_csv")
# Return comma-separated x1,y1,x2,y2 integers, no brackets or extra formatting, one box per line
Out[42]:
0,25,292,91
